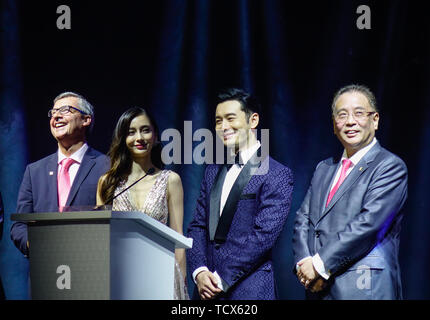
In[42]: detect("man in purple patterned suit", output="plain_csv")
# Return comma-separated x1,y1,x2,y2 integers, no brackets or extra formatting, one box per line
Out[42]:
186,88,294,300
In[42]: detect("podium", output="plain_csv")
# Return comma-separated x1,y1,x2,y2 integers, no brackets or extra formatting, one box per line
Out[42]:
11,210,193,300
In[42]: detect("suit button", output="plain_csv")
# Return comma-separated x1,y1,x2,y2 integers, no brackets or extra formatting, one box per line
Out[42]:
315,230,321,238
214,244,220,250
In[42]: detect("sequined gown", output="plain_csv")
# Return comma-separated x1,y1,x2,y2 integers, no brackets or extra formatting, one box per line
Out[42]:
112,169,189,300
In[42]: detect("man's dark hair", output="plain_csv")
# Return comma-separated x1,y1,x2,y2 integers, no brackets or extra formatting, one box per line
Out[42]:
216,88,261,121
332,84,379,114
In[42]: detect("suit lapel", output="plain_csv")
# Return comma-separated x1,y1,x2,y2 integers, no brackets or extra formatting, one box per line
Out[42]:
318,142,382,223
318,159,339,217
66,147,96,207
214,150,264,243
322,160,369,216
209,165,227,241
46,153,60,210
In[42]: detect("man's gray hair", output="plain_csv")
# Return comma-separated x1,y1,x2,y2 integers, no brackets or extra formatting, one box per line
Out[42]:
54,91,95,132
331,84,379,114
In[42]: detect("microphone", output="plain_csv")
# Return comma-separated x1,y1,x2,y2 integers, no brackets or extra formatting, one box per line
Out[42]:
109,167,155,204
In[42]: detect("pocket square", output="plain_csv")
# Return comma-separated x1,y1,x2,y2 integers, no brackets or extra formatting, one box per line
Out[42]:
240,193,256,200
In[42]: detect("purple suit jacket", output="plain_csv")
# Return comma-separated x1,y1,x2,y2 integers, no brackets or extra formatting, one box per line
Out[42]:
10,146,109,256
187,155,293,300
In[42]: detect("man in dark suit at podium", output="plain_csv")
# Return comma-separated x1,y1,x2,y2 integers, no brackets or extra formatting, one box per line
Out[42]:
187,88,294,300
10,92,109,257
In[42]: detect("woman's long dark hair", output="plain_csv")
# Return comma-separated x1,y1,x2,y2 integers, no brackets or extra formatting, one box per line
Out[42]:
99,107,163,204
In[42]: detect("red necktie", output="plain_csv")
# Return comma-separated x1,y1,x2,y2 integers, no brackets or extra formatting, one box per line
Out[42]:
58,158,76,212
326,159,352,207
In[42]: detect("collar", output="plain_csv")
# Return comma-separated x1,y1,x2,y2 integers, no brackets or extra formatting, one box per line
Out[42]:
238,140,261,165
58,143,89,165
341,138,377,166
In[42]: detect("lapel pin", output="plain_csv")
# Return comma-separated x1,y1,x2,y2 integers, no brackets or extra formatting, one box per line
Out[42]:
359,167,363,171
49,171,54,175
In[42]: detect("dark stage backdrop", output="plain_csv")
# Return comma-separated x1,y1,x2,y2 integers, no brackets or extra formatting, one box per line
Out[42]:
1,0,429,299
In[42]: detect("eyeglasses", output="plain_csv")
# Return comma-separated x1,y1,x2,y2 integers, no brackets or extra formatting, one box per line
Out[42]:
48,105,87,118
334,110,376,124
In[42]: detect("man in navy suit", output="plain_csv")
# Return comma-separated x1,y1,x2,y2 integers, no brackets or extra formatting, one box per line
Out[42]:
293,84,408,299
187,88,293,300
10,92,109,257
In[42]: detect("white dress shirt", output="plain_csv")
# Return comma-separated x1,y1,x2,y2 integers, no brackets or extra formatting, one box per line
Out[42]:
298,138,377,279
193,141,261,290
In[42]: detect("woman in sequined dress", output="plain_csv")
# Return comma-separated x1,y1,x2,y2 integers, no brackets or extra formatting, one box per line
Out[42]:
96,107,189,300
